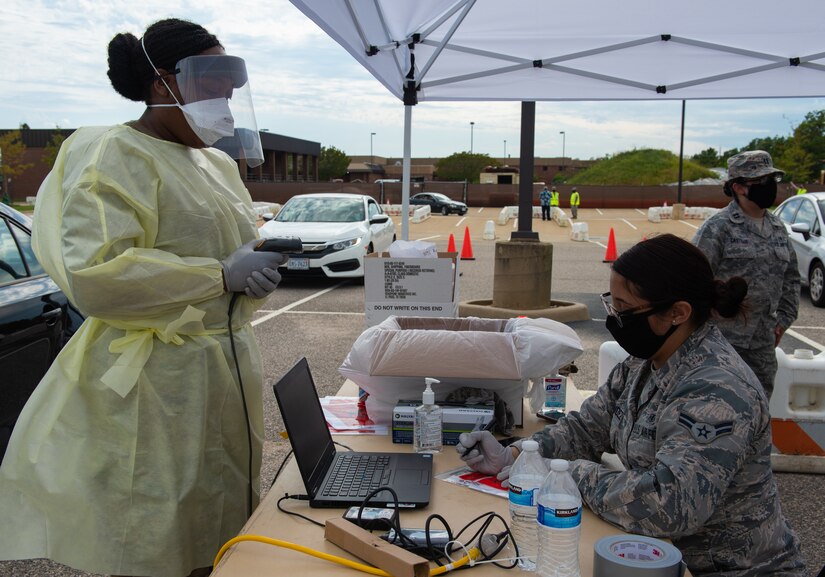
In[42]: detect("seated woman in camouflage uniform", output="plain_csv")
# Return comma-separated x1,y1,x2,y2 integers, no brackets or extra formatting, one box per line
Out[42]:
457,234,805,577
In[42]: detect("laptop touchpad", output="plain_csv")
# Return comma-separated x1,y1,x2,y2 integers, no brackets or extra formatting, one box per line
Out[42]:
395,469,427,485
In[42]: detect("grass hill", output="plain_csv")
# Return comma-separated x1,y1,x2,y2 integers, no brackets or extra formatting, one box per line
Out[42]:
565,149,717,185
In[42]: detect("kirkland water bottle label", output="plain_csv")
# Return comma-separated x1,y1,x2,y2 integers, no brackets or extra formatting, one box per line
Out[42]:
537,503,582,528
509,485,536,507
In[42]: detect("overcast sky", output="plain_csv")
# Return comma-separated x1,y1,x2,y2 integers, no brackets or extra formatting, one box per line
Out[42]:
2,0,824,162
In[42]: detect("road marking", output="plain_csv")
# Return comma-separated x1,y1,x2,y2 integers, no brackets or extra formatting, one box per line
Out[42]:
252,282,346,326
416,234,440,241
635,209,646,215
596,208,604,215
621,219,638,230
284,310,364,316
455,216,467,227
785,328,825,352
589,240,608,249
793,326,825,330
680,220,700,230
477,207,485,214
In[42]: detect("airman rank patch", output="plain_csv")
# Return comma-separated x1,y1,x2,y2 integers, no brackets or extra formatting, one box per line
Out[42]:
678,412,733,444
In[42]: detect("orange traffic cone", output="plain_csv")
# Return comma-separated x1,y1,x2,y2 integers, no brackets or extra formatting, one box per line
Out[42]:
460,226,475,260
447,233,456,253
603,228,618,263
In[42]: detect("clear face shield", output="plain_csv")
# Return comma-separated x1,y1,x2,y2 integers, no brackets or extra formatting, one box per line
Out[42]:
174,55,264,167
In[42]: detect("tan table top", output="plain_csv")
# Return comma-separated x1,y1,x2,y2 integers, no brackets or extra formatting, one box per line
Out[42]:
212,379,690,577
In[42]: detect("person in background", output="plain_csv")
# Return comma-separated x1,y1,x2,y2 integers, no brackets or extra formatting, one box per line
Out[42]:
457,234,805,577
693,150,800,399
549,185,560,218
570,186,580,219
791,181,808,195
539,186,551,220
0,18,286,577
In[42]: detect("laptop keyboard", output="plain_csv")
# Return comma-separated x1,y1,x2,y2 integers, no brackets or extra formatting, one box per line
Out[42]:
322,454,392,498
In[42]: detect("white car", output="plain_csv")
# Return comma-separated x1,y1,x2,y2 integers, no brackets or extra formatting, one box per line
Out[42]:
774,191,825,307
259,193,395,278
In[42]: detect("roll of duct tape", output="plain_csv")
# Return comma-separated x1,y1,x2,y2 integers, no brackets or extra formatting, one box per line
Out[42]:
593,535,686,577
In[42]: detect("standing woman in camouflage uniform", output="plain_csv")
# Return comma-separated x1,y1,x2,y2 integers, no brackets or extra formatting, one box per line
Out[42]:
693,150,800,399
457,234,805,576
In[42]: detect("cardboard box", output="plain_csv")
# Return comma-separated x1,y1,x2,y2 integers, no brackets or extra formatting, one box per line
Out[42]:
339,316,584,428
363,252,459,327
392,401,495,445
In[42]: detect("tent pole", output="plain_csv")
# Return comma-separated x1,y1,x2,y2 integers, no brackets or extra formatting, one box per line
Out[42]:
401,104,412,240
512,101,539,240
677,100,685,204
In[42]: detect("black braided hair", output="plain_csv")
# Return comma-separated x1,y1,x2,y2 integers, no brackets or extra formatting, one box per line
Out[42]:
107,18,222,102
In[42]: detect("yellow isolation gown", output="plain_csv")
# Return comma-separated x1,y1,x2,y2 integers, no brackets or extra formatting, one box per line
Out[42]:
0,124,265,577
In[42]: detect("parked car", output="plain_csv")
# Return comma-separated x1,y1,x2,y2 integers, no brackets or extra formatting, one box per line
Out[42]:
259,193,396,278
409,192,468,216
774,191,825,306
0,203,84,462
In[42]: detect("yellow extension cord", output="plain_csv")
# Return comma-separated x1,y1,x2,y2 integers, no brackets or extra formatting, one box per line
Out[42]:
213,534,481,576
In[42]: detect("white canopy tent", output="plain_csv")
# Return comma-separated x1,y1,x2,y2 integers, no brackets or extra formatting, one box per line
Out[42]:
290,0,825,238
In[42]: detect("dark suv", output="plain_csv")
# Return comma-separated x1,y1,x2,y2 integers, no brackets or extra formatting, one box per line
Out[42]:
0,203,83,462
410,192,468,216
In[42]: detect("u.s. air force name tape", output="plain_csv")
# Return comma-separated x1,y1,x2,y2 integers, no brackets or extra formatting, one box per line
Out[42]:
594,535,686,577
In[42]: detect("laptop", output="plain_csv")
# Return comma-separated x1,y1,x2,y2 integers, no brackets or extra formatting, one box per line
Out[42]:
273,357,432,509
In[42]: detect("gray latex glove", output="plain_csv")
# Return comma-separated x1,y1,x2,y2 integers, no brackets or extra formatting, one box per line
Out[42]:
456,430,515,476
222,240,288,298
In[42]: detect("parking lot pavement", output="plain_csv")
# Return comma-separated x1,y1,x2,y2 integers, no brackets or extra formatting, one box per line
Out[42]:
3,209,823,577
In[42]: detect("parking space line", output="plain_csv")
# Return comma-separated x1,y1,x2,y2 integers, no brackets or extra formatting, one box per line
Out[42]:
455,217,467,227
635,209,646,215
680,220,700,230
588,240,608,249
284,310,364,316
621,219,638,230
252,282,346,326
596,208,604,215
477,207,485,214
785,328,825,352
416,234,440,241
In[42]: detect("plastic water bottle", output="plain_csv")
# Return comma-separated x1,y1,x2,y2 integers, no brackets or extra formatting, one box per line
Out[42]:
536,459,582,577
508,440,547,571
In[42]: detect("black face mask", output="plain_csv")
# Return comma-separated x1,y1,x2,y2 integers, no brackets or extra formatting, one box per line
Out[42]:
744,179,777,209
606,309,678,359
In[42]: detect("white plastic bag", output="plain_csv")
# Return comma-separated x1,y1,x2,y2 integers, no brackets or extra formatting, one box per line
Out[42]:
387,239,438,258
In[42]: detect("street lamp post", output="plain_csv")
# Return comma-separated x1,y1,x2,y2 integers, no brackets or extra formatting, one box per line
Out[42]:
370,132,376,164
559,131,566,171
470,122,475,153
503,139,507,159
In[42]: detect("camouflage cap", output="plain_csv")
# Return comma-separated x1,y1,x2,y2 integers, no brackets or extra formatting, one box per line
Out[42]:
726,150,785,180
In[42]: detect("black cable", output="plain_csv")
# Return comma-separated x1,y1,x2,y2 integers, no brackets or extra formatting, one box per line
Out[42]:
276,493,325,527
228,292,254,518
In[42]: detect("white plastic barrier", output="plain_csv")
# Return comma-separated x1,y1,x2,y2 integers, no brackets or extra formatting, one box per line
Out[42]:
483,220,496,240
498,206,517,225
551,206,570,227
569,222,590,241
411,206,431,223
770,348,825,473
648,206,719,223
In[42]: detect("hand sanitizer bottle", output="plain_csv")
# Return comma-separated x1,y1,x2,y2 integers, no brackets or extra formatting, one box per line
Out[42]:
414,378,442,454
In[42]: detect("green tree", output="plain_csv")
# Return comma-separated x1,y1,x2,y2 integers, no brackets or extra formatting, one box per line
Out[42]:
436,152,498,183
42,128,67,169
566,149,716,185
776,141,817,183
691,147,721,168
790,110,825,182
319,145,350,181
0,130,33,204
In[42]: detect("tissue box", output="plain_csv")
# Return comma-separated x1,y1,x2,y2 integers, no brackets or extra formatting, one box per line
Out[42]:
392,401,495,445
339,316,583,427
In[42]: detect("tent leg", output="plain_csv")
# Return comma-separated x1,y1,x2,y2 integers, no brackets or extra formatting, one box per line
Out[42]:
513,101,538,240
401,105,412,241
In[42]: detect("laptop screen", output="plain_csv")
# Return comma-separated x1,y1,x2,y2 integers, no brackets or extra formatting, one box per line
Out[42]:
273,357,337,496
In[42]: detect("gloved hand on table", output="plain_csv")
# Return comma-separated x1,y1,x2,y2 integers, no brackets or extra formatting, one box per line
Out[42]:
456,430,516,477
222,240,289,299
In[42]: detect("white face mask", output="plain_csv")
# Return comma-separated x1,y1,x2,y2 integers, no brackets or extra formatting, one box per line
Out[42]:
149,98,235,146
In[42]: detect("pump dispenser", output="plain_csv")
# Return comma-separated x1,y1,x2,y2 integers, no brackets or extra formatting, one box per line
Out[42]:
414,378,443,453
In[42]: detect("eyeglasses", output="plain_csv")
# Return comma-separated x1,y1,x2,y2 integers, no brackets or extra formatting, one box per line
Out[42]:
600,292,673,327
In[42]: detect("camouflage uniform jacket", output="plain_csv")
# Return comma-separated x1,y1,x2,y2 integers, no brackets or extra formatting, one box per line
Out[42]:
532,323,804,576
692,199,800,350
